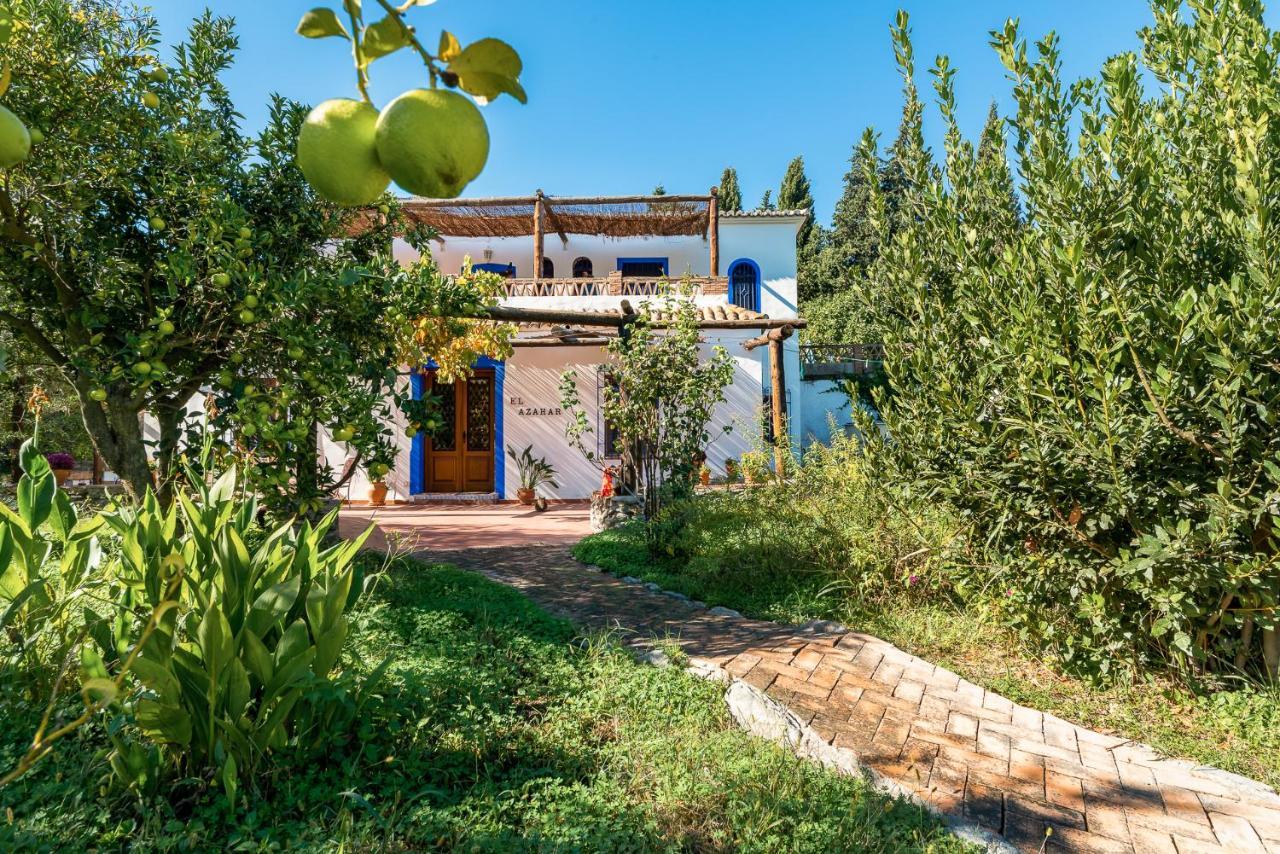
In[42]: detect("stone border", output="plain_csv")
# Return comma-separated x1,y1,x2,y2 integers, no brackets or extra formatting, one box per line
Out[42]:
592,564,1016,852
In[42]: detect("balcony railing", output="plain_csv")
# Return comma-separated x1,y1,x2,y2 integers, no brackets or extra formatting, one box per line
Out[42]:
498,273,728,298
800,344,885,379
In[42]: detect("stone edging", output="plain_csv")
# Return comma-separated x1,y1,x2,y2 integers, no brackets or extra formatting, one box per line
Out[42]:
588,564,1017,853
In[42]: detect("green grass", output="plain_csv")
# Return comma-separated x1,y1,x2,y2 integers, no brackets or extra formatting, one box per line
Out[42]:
0,553,968,852
576,523,1280,791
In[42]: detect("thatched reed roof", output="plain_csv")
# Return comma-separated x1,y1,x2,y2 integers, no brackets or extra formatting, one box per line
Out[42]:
401,193,713,241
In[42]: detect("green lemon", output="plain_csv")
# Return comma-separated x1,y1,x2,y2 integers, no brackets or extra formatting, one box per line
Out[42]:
89,388,108,402
243,294,258,308
238,308,255,323
28,127,44,145
149,216,165,230
141,92,160,109
132,361,152,376
0,105,32,168
375,89,488,198
405,426,418,438
148,67,169,83
288,346,305,361
296,99,390,206
211,272,230,287
158,320,175,335
238,226,251,239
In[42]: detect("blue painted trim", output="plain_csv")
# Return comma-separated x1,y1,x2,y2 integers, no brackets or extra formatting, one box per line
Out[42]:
409,372,425,494
473,262,516,277
616,257,669,275
726,257,762,312
411,357,506,496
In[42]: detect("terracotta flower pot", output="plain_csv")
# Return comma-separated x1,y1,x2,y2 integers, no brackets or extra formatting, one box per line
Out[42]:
699,468,711,486
52,469,71,486
517,487,536,505
368,479,388,507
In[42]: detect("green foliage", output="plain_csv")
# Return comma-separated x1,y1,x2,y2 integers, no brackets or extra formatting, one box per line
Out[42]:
1,554,965,851
560,291,736,524
508,443,559,493
718,166,742,212
862,1,1280,679
756,189,773,211
0,425,376,794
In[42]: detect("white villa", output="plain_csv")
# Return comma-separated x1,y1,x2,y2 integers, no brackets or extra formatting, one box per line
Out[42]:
321,190,836,503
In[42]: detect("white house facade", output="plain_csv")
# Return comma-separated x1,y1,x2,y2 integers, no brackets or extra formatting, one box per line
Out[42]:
322,192,814,502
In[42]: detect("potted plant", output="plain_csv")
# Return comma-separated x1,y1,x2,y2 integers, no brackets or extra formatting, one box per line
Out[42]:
723,457,739,483
45,452,75,485
741,451,770,486
698,464,711,486
368,461,390,506
509,444,558,508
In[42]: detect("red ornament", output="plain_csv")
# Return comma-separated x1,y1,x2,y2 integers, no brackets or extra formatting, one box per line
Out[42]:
600,466,616,498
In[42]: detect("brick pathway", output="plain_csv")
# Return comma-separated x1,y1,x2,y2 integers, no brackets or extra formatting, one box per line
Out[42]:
410,541,1280,853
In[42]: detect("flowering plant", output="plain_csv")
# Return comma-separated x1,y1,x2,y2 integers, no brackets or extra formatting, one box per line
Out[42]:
44,452,75,470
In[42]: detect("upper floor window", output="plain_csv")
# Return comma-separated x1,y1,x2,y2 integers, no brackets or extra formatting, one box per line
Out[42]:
728,259,760,311
473,262,516,278
572,257,594,278
541,257,554,278
617,257,668,278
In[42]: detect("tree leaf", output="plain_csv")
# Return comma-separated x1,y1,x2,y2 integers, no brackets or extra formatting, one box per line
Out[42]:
297,8,349,40
0,8,12,49
448,38,526,104
438,30,460,62
0,62,10,99
362,15,408,62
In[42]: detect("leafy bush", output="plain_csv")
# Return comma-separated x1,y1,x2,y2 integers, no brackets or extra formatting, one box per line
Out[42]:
1,436,376,795
859,2,1280,679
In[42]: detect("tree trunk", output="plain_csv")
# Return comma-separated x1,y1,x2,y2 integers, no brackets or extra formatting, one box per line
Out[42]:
4,368,27,480
155,403,183,507
76,388,154,501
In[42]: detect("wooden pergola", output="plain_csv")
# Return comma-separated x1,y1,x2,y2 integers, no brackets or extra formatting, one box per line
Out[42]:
402,188,724,277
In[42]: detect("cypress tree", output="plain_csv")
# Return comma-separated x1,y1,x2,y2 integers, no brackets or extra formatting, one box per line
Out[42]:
756,189,774,211
718,167,742,212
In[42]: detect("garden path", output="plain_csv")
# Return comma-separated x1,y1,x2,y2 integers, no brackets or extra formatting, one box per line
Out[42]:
343,509,1280,853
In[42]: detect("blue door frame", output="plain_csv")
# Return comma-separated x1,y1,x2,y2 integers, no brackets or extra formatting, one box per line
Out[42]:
409,357,506,497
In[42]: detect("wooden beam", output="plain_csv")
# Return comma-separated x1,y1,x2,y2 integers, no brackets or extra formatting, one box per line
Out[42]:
769,335,788,476
532,190,545,279
483,305,627,327
709,185,720,276
742,324,795,351
404,193,714,208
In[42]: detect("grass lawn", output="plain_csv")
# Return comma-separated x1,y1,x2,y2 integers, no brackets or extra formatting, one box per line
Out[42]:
0,552,968,852
576,524,1280,791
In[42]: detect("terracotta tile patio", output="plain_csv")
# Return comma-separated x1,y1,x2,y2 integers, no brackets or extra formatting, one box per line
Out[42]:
337,501,590,552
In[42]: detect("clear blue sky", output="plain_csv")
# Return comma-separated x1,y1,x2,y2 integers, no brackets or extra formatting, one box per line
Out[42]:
149,1,1259,223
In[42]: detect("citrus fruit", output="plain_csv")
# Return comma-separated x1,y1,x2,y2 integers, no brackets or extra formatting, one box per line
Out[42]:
375,89,488,198
158,320,175,335
141,92,160,109
0,105,31,168
89,388,108,402
296,99,390,206
211,272,230,287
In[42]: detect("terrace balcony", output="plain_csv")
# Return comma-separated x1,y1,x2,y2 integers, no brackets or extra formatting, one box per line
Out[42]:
496,272,728,299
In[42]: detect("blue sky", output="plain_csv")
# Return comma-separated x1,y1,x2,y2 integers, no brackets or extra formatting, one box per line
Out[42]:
150,1,1246,222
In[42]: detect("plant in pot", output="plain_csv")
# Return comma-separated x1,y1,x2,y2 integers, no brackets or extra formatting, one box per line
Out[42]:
698,464,711,487
367,461,390,506
740,450,770,486
44,452,75,485
723,457,739,484
509,444,558,509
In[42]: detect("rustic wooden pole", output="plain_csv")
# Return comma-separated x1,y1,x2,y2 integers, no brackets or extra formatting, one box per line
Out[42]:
709,186,720,277
769,335,787,476
532,189,545,279
92,450,104,485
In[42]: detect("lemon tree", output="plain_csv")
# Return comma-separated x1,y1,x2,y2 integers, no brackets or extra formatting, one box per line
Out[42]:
294,1,525,204
0,1,510,509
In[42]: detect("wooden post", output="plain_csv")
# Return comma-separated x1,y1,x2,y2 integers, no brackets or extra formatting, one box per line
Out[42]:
764,328,793,477
532,189,545,279
92,449,104,485
708,186,720,277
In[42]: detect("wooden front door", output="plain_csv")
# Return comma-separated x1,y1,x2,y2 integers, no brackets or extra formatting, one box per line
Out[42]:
425,370,495,493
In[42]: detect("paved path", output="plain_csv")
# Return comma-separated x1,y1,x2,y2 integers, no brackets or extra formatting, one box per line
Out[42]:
396,542,1280,853
338,501,590,551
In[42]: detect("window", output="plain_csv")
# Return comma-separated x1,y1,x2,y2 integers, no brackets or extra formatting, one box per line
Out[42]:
617,257,668,277
473,262,516,278
598,370,622,458
572,256,594,278
541,257,554,278
728,259,760,311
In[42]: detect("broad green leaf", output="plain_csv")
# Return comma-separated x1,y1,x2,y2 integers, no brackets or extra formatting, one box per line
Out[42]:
448,38,526,104
297,7,349,40
312,617,348,675
17,469,55,531
362,15,407,61
198,604,234,669
0,62,10,99
0,8,11,48
274,619,311,667
248,574,301,636
83,677,118,705
438,30,461,62
221,754,238,803
136,698,192,745
130,657,182,702
19,439,50,479
47,489,77,542
0,578,46,630
240,630,274,685
226,657,251,721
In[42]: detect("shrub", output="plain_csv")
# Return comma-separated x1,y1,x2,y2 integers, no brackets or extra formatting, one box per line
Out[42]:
41,453,74,470
860,2,1280,679
1,436,376,795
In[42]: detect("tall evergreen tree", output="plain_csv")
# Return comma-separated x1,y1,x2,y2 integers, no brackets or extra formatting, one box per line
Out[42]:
718,167,742,212
777,156,816,248
756,189,774,211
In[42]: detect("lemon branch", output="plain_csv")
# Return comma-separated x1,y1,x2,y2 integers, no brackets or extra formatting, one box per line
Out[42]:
372,0,441,86
345,5,372,103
